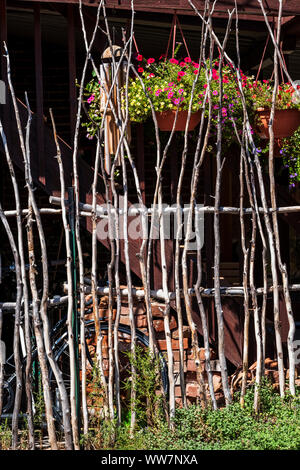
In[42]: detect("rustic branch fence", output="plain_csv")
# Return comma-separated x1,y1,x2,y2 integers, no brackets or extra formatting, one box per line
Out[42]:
0,0,298,449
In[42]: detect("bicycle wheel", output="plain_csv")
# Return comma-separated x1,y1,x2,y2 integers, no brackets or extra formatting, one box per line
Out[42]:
49,321,168,424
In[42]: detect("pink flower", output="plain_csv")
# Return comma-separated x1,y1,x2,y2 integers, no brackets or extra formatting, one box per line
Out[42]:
168,82,174,86
178,89,184,95
213,90,218,96
148,73,155,78
178,71,186,77
167,91,174,99
137,54,143,61
224,94,228,99
170,58,179,65
138,67,144,73
173,98,180,105
155,89,162,96
203,84,208,89
87,94,95,103
193,62,200,69
180,61,187,67
147,58,155,64
184,57,192,63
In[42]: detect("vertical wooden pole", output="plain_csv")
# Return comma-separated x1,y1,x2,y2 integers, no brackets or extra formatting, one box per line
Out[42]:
34,3,45,186
0,0,8,143
68,4,77,144
0,0,7,86
136,123,145,204
204,154,215,339
67,186,81,441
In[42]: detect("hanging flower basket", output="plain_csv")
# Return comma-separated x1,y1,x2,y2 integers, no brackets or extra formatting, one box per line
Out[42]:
155,109,202,131
256,107,300,139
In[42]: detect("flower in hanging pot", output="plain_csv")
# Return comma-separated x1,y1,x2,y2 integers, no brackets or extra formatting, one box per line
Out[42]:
125,50,206,130
251,80,300,139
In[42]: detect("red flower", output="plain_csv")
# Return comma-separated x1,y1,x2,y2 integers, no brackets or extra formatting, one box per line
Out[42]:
138,67,144,73
180,61,187,67
170,58,179,65
212,69,219,80
184,56,192,63
192,62,200,69
178,71,186,77
137,54,143,61
147,58,155,64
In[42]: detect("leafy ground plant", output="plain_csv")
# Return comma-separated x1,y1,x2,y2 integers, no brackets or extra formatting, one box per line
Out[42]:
93,380,300,450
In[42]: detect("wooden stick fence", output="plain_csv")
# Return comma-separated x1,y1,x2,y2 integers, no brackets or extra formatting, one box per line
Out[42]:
0,0,298,449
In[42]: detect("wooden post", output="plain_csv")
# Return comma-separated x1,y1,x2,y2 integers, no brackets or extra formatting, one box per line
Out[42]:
68,4,77,143
136,123,145,204
0,0,8,144
34,3,45,186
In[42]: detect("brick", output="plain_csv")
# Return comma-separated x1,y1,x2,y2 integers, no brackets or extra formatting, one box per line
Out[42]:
187,348,217,361
158,337,189,351
120,304,146,317
171,350,187,362
186,383,199,398
99,308,117,321
153,316,177,332
173,361,187,373
172,326,191,340
185,371,197,382
150,303,166,318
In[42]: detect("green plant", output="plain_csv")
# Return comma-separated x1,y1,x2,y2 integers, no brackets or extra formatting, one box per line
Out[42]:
33,370,45,429
280,125,300,189
115,380,300,450
0,419,12,450
123,345,166,430
80,72,102,139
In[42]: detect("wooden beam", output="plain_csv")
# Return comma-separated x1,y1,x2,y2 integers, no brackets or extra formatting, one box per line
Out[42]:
14,0,300,17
